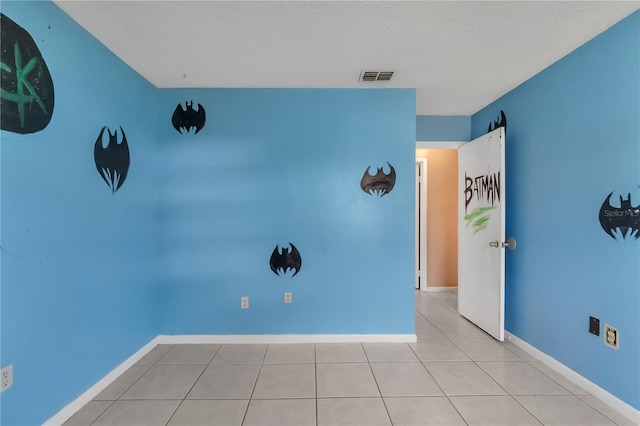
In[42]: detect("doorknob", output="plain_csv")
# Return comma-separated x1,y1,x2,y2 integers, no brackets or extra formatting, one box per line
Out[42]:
489,237,517,250
504,237,516,250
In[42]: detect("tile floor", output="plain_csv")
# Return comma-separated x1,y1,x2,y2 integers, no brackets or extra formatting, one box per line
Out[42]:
63,291,634,425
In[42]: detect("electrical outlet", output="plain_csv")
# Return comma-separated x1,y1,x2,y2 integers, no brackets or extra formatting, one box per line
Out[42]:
589,316,600,336
284,292,292,304
604,324,619,349
241,296,249,309
1,365,13,393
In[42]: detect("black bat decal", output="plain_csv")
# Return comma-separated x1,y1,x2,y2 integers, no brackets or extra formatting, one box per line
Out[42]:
599,192,640,240
361,162,396,197
94,126,130,194
270,243,302,277
488,110,507,135
171,101,206,134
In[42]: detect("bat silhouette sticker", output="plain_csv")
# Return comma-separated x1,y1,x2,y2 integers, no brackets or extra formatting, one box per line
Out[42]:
488,110,507,135
94,126,130,194
599,192,640,240
171,101,206,134
270,243,302,277
361,162,396,197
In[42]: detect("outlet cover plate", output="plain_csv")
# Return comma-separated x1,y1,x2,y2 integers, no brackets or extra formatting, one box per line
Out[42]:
604,324,619,349
589,316,600,336
1,365,13,392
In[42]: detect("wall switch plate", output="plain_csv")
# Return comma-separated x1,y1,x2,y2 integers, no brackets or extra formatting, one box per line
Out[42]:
1,365,13,393
589,316,600,336
241,296,249,309
284,292,292,304
604,324,619,349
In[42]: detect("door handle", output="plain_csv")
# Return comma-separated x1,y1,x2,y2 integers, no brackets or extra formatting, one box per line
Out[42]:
489,237,517,250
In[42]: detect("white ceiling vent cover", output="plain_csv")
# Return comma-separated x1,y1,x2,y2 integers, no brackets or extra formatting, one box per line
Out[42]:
360,71,394,82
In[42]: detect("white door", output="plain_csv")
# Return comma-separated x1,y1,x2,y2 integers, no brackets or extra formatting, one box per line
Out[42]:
458,128,506,341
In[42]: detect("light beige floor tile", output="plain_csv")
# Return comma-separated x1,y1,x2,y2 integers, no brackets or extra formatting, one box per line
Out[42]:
62,401,112,426
186,364,260,399
317,398,391,425
432,320,493,339
477,361,570,395
316,343,367,362
515,395,616,425
135,345,173,366
384,396,466,425
410,338,471,361
211,344,267,364
243,399,316,426
157,344,220,365
94,365,151,400
452,338,522,361
420,308,461,322
450,395,542,425
363,343,419,362
371,363,443,396
167,400,248,426
416,317,446,338
120,365,205,400
424,362,507,396
252,363,315,399
264,344,315,364
578,395,638,426
317,363,380,397
528,361,589,394
500,340,538,361
92,400,180,426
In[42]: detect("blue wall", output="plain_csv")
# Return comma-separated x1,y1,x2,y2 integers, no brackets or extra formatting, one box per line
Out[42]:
472,11,640,410
158,89,416,335
0,2,160,425
416,115,470,141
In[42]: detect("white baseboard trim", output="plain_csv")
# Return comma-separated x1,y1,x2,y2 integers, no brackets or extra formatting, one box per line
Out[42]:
42,333,416,425
157,334,417,344
425,286,458,292
505,331,640,425
42,336,161,426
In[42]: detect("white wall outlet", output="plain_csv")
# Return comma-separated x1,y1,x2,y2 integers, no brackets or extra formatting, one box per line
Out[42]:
241,296,249,309
1,365,13,393
284,292,292,304
604,324,619,349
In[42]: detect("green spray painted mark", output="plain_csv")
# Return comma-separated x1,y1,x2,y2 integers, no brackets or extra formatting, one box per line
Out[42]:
0,43,48,128
464,205,496,233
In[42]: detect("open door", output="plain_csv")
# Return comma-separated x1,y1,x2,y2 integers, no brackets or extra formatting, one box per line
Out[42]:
458,128,506,341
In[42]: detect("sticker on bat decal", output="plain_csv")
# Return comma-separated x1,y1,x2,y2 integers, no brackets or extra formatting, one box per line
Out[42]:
270,243,302,277
1,13,55,134
487,110,507,135
361,162,396,197
599,191,640,240
94,126,130,194
171,101,206,134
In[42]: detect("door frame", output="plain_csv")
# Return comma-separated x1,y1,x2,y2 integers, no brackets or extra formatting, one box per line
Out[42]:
415,141,466,292
415,158,428,290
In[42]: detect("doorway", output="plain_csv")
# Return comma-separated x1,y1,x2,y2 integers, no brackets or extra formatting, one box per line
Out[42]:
415,142,463,292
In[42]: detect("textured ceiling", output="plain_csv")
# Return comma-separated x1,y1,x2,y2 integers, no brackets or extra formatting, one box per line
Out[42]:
53,1,639,115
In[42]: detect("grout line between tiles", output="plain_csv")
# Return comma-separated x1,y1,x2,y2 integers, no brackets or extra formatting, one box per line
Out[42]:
407,333,470,425
239,345,268,426
314,344,318,426
361,342,393,425
85,400,115,426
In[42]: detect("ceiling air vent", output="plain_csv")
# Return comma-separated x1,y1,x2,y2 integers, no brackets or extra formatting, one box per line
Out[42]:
360,71,394,82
